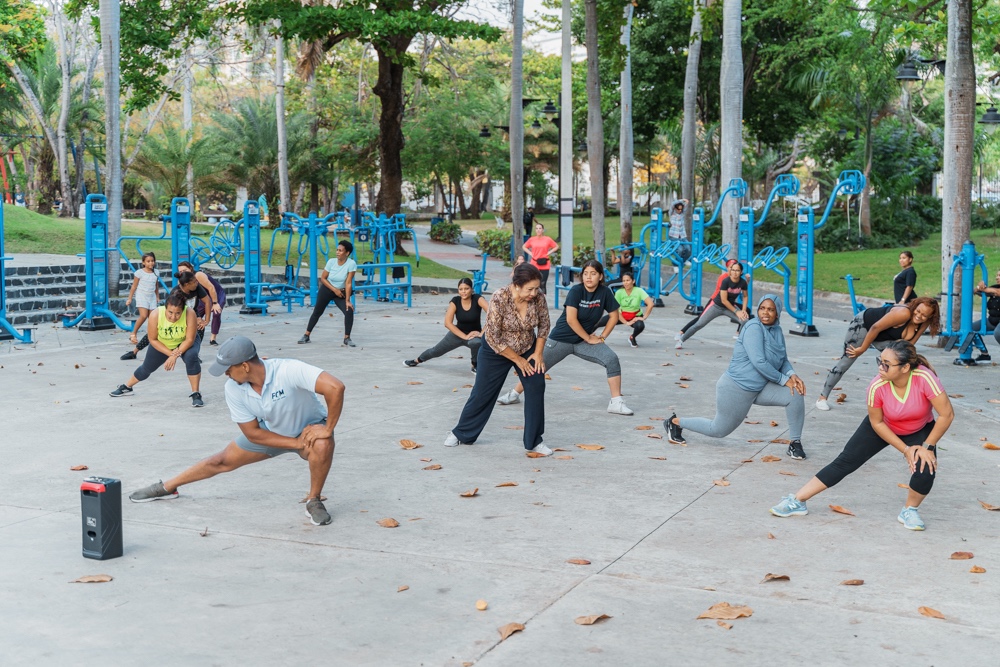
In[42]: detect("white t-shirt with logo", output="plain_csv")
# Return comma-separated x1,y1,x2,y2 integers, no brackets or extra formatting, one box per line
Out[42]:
225,358,327,436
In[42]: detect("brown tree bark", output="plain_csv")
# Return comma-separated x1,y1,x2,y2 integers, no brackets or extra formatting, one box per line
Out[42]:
373,38,411,215
37,143,55,215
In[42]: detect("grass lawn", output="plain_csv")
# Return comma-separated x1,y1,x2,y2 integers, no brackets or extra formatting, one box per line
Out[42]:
2,206,466,280
459,212,1000,301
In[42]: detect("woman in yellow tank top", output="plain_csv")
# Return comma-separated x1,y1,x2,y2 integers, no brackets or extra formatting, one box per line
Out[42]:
110,290,205,407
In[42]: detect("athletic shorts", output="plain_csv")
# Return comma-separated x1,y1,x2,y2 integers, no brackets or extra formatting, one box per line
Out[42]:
135,293,158,311
235,420,330,458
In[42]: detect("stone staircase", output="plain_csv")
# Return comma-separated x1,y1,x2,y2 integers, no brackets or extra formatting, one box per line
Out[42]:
2,262,248,327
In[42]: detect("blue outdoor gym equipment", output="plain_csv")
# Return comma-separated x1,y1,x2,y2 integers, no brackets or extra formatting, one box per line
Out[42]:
280,211,347,306
596,243,648,285
470,253,491,295
238,200,307,314
116,197,193,292
63,194,133,332
352,213,417,306
841,274,866,316
641,178,745,313
0,200,34,342
943,240,992,366
736,174,801,311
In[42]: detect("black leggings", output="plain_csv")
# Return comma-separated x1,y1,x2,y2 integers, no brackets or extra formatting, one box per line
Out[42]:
538,269,550,294
306,285,354,336
133,339,202,381
816,417,936,496
597,314,645,339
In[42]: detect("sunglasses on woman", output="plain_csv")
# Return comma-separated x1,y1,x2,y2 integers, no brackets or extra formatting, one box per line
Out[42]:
876,357,903,371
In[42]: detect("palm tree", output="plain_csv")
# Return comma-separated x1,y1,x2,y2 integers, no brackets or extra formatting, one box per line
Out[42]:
510,0,525,257
681,0,705,238
584,0,605,253
719,0,743,255
130,124,227,204
99,0,123,294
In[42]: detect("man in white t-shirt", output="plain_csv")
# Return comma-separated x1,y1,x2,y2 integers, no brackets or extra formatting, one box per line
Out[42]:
128,336,346,526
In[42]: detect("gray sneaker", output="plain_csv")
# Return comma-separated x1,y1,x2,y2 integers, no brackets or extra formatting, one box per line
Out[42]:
305,497,332,525
342,337,356,348
129,481,178,503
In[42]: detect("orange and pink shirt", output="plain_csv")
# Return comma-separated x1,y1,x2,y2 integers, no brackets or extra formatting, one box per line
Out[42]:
523,235,558,270
867,365,943,435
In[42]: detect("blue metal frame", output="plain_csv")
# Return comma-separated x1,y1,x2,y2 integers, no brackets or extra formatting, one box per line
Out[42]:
470,253,490,295
63,194,133,332
115,197,193,292
0,200,34,342
352,213,419,305
239,201,307,314
737,174,800,309
943,241,991,365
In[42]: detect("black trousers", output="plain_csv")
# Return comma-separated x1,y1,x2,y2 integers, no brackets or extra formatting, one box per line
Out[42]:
816,417,936,496
452,339,545,450
133,337,202,381
306,285,354,336
597,314,645,339
538,268,550,294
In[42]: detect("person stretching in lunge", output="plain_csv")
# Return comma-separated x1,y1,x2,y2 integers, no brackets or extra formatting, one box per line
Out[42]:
128,336,345,526
404,278,489,373
598,271,654,348
497,260,633,415
675,261,748,349
770,340,953,531
124,252,160,347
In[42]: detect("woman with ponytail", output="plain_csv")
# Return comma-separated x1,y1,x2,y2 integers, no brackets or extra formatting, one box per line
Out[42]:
771,340,954,531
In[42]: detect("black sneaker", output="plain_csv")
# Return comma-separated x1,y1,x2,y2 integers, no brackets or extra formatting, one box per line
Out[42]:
120,350,137,360
110,384,133,397
343,337,356,347
209,339,219,346
975,353,992,362
664,413,686,445
471,364,477,374
787,440,806,460
628,335,638,348
305,498,332,525
297,334,310,344
404,359,419,368
190,392,204,408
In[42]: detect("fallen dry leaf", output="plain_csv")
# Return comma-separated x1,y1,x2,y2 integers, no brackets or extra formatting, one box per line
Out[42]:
745,420,761,425
717,621,733,630
200,527,209,537
713,479,731,487
555,455,573,460
571,386,584,391
679,375,693,381
496,482,518,487
678,384,690,389
742,458,755,463
574,614,611,626
476,600,489,611
918,606,945,620
377,518,400,528
70,465,89,471
399,439,422,450
950,552,974,560
949,393,964,398
770,438,791,445
767,533,776,540
553,447,569,451
635,425,654,431
841,579,865,586
979,500,1000,511
525,451,548,458
835,393,847,404
647,433,663,440
419,457,432,462
498,622,525,641
423,464,442,470
747,439,764,443
697,602,754,620
398,585,409,592
770,420,779,427
829,505,856,516
649,456,667,460
567,558,591,565
761,455,781,462
649,416,664,421
71,574,112,583
406,381,423,385
761,573,790,583
462,384,473,388
576,444,605,450
504,425,524,430
460,488,479,497
778,470,798,476
984,443,1000,450
989,399,1000,404
970,566,986,573
544,374,552,380
661,362,674,366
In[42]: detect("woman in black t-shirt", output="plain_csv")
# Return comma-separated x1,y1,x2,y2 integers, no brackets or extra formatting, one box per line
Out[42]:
676,261,749,349
894,251,918,304
405,278,490,373
972,268,1000,361
496,259,634,415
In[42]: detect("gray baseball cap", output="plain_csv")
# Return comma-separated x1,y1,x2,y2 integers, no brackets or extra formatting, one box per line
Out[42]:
209,336,258,376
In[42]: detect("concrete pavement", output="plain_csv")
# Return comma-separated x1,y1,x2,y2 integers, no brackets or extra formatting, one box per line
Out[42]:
2,238,1000,665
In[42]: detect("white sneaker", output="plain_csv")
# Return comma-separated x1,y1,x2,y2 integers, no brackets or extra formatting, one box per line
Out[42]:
674,332,682,341
675,341,684,349
733,334,740,340
528,443,552,457
497,389,522,405
608,396,634,415
815,398,830,411
444,431,464,447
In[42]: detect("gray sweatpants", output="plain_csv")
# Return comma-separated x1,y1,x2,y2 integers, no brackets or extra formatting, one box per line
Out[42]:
820,311,890,398
544,338,621,378
418,331,482,365
680,302,742,342
679,373,804,441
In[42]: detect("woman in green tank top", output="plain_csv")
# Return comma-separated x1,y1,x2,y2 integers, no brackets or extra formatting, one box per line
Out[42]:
110,290,206,407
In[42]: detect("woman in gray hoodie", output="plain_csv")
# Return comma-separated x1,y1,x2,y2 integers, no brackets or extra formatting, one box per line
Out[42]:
664,294,809,459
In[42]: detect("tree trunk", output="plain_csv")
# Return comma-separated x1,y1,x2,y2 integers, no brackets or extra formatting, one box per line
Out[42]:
719,0,743,256
183,47,195,209
54,15,75,217
510,0,526,257
619,4,634,245
453,178,469,219
942,0,975,327
37,143,55,215
100,0,123,295
469,170,483,219
373,38,412,215
76,45,100,207
501,176,512,222
584,0,605,254
275,24,291,215
310,182,319,213
682,0,704,237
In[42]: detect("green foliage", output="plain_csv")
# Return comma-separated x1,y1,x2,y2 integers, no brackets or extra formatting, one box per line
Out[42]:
129,124,228,203
475,228,511,264
573,244,595,266
0,0,47,65
429,220,463,244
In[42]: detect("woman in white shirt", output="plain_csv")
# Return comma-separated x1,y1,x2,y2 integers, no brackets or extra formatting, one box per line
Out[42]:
299,240,357,347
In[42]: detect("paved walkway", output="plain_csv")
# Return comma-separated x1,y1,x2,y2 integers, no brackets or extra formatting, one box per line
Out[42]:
2,236,999,665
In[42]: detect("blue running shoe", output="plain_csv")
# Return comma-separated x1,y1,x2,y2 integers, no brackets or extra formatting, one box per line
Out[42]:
898,506,925,531
770,494,808,517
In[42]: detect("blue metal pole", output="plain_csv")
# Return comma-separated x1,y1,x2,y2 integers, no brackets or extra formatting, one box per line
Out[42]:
738,206,755,306
307,211,320,305
0,199,33,342
955,241,978,365
170,197,192,279
240,200,266,314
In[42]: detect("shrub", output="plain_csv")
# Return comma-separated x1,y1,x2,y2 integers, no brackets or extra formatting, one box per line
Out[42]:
429,221,463,244
573,244,595,266
476,228,513,265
